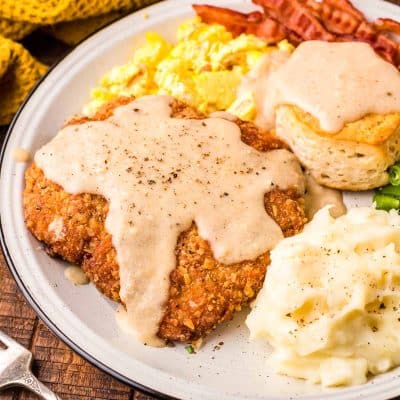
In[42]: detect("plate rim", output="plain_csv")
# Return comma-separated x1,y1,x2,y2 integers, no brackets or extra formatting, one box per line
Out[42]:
0,2,178,399
1,0,400,399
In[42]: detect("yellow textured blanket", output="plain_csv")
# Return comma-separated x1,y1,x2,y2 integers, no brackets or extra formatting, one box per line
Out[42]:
0,0,158,125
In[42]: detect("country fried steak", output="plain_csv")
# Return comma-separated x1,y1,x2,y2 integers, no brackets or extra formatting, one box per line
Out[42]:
23,97,307,342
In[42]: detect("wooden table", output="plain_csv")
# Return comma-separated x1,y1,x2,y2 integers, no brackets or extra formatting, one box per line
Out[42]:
0,251,153,400
2,2,400,397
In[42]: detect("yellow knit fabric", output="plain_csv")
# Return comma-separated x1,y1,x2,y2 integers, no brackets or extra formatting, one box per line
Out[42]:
0,0,158,125
46,10,131,46
0,36,47,125
0,19,37,41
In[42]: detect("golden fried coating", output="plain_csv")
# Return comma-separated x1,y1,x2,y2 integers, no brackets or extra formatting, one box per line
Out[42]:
23,97,306,342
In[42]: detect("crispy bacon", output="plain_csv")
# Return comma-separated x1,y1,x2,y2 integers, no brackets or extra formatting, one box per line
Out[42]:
192,4,262,34
192,4,287,43
302,0,363,34
375,18,400,35
253,0,335,40
252,18,288,43
324,0,364,20
369,30,399,65
193,0,400,69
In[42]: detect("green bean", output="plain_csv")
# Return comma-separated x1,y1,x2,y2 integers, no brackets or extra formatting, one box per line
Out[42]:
389,164,400,186
378,185,400,198
373,193,400,210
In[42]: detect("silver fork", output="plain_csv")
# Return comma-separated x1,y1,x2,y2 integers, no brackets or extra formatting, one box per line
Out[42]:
0,329,61,399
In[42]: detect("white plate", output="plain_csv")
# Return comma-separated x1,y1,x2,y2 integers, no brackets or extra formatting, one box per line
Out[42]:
1,1,400,399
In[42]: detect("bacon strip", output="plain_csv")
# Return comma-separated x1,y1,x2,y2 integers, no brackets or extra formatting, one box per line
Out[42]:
375,18,400,35
254,0,335,41
302,0,363,34
192,4,286,43
193,0,400,69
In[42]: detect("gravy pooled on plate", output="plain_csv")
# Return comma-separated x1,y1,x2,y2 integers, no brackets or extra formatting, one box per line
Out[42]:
34,95,305,346
304,173,346,219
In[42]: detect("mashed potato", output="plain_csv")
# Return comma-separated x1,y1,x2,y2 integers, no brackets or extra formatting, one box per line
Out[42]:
84,18,293,119
247,206,400,387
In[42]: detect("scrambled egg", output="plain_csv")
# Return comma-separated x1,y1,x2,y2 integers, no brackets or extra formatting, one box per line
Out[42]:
84,18,293,120
247,206,400,387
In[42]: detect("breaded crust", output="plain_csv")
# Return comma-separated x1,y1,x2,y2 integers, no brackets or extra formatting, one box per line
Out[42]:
24,97,306,342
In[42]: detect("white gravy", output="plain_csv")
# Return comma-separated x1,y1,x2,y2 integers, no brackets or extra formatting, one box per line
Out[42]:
304,173,346,219
13,147,31,163
243,41,400,132
64,266,90,285
35,95,305,346
239,50,290,130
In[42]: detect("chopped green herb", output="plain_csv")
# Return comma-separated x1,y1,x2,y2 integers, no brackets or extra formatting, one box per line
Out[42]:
185,344,195,354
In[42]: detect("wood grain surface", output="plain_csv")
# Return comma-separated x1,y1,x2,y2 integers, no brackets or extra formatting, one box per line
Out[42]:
0,254,154,400
2,1,400,398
